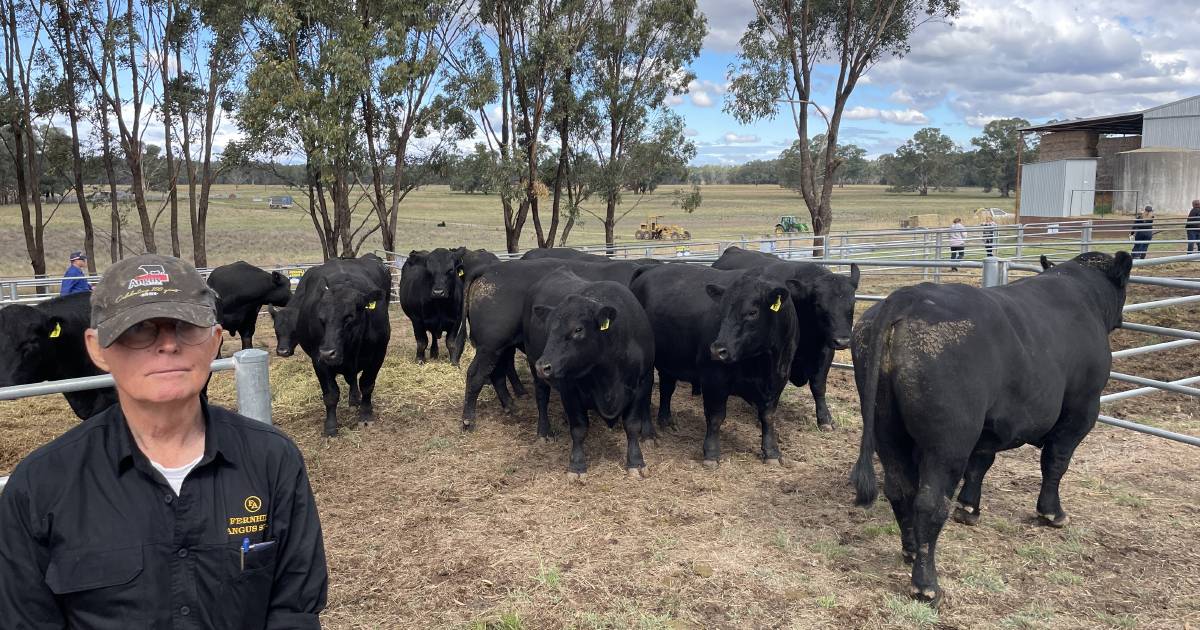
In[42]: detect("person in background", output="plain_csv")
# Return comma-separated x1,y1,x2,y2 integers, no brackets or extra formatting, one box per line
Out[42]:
60,250,92,295
980,215,997,257
1187,199,1200,254
1130,206,1155,260
947,217,966,271
0,254,328,629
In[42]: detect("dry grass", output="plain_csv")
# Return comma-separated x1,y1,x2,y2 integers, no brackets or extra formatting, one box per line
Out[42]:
2,262,1198,629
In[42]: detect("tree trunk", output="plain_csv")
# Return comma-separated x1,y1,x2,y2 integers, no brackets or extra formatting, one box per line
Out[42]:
604,195,617,254
161,5,180,258
177,41,200,266
56,2,96,273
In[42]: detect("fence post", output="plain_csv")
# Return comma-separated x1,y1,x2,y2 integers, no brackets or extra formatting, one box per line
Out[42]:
1082,220,1093,253
1016,224,1025,260
934,230,943,283
982,257,1009,287
233,349,272,425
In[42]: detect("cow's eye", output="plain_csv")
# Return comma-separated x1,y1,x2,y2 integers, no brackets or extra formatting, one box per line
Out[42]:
746,309,759,319
573,327,584,335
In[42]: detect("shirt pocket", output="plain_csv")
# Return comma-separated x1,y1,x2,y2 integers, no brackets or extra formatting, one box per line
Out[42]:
217,539,278,629
45,545,144,619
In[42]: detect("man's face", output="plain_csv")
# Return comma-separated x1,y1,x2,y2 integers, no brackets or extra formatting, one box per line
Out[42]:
85,318,223,405
73,259,86,269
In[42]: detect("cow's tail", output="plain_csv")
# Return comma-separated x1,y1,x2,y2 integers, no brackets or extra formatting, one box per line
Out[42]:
850,298,903,508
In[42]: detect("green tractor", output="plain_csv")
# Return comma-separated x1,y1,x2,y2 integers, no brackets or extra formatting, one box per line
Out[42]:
774,215,810,235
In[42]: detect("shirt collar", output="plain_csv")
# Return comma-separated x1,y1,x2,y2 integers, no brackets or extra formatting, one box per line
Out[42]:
108,399,232,475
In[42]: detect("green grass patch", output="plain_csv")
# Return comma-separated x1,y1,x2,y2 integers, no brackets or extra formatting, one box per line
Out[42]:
1093,611,1137,629
808,540,851,561
1046,570,1083,586
962,566,1007,592
863,522,900,538
999,603,1056,629
471,611,524,630
1114,492,1147,508
816,595,837,609
988,518,1021,535
884,595,938,627
1015,543,1057,563
770,530,792,550
533,562,563,592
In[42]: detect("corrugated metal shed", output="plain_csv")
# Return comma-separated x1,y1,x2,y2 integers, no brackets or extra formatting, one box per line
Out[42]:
1019,159,1097,217
1142,95,1200,149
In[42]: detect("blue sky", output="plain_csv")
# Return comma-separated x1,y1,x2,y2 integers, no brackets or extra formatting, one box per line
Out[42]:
682,0,1200,164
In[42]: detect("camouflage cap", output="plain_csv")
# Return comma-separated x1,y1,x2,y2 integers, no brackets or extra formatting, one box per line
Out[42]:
91,254,217,347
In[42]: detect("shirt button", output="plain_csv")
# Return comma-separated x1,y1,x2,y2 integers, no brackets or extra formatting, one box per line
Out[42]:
163,494,174,504
180,606,190,616
177,548,188,558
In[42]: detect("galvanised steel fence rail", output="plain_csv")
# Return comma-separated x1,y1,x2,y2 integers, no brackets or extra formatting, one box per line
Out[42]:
0,349,272,493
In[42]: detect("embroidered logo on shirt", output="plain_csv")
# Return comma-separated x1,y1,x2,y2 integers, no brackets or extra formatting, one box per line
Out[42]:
244,495,262,512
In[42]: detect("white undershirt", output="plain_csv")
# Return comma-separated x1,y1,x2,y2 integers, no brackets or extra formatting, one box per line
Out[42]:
150,453,204,495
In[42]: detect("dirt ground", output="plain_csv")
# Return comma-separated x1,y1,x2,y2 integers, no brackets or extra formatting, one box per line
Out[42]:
1,263,1198,629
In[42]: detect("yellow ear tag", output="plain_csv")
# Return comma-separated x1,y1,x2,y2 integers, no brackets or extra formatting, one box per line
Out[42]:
49,322,62,339
599,319,610,332
458,269,465,277
770,295,782,313
366,301,377,310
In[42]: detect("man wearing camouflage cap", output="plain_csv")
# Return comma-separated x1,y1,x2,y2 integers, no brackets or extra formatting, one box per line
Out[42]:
0,254,328,629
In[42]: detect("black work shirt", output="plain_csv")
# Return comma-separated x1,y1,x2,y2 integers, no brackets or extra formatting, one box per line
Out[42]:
0,403,327,629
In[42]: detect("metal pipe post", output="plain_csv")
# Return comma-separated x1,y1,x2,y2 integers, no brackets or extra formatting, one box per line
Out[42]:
233,349,272,425
1082,220,1093,253
1016,224,1025,260
982,257,1008,287
934,231,943,282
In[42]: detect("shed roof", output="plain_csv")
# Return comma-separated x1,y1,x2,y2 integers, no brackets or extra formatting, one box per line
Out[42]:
1019,111,1144,135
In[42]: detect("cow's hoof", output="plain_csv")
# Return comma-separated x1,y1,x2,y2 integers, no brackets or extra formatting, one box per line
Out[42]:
702,459,719,469
953,505,980,526
817,422,835,433
462,420,475,432
538,434,555,443
643,438,660,448
323,429,338,438
1038,512,1070,528
764,458,781,467
626,466,649,479
358,419,374,430
450,361,460,368
909,585,942,609
566,471,587,483
902,551,917,565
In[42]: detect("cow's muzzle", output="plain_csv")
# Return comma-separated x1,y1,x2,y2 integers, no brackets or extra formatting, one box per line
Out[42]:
832,336,851,350
319,348,342,365
535,359,553,379
710,342,733,363
432,287,448,298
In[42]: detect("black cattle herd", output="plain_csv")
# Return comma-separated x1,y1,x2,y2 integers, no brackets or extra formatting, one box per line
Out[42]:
0,246,1135,606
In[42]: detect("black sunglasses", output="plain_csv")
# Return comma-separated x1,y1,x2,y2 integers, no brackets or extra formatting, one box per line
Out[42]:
116,319,215,350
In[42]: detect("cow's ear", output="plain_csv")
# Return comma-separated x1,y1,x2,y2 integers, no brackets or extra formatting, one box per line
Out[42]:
1109,251,1133,288
849,263,861,289
532,304,554,323
271,271,289,286
785,278,810,301
597,305,617,332
1040,255,1055,271
407,250,426,264
768,288,788,314
705,283,725,302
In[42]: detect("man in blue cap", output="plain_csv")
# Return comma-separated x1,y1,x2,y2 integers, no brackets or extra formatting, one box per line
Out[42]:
60,250,92,295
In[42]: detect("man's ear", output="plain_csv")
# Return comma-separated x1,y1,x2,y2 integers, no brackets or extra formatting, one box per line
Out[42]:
84,328,109,372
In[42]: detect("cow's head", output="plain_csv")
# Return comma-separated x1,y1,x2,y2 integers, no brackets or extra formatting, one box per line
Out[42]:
707,273,792,364
531,295,617,380
265,271,293,307
411,248,461,300
1049,251,1134,330
789,264,860,349
268,305,299,357
314,281,386,367
0,304,65,386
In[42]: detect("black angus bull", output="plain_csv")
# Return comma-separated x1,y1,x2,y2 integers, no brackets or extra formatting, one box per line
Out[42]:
457,249,526,399
270,256,392,436
714,246,859,430
0,293,117,419
460,258,656,429
631,264,799,466
207,261,292,350
849,251,1133,607
520,247,609,262
400,247,469,365
524,270,655,479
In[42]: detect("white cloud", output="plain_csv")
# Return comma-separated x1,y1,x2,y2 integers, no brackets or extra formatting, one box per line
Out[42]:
684,127,700,137
722,132,760,144
965,114,1005,127
698,0,755,53
692,91,714,107
843,106,930,125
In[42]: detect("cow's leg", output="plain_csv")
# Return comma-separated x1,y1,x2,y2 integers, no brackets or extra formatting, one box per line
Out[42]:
357,358,383,428
313,360,340,437
622,406,648,478
239,318,255,350
637,377,658,442
489,347,518,413
462,350,500,429
505,354,528,398
345,367,363,407
910,454,966,608
757,403,783,464
656,374,677,429
564,397,590,480
878,435,919,565
448,322,465,367
810,349,836,431
1036,407,1095,527
533,374,555,440
412,323,429,364
700,391,728,467
953,449,997,526
429,331,440,360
